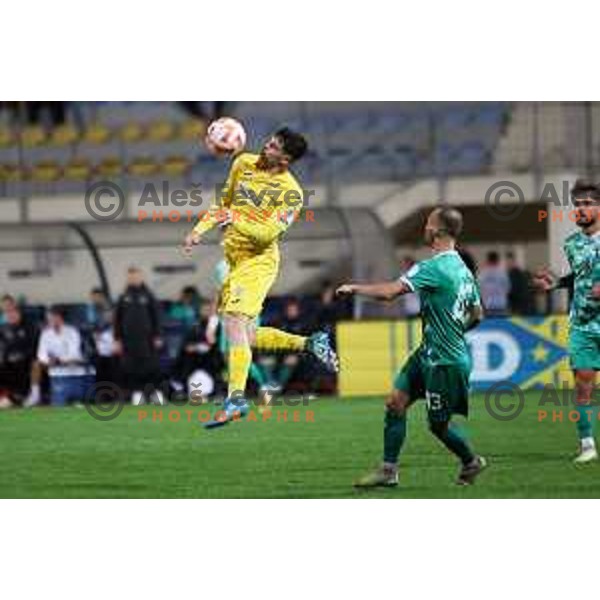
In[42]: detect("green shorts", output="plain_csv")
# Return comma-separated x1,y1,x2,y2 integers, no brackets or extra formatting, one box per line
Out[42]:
569,328,600,371
393,349,471,422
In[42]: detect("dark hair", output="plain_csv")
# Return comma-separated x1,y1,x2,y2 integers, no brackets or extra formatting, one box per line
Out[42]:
435,205,463,240
48,305,66,319
275,127,308,162
1,294,16,304
571,179,600,201
487,251,501,264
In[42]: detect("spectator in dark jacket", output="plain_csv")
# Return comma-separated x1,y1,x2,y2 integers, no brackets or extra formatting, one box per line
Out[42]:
506,252,533,315
264,298,310,393
0,305,38,407
114,267,164,405
173,302,224,398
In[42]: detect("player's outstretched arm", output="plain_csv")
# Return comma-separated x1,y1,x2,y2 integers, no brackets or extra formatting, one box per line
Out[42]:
336,281,409,301
532,268,574,292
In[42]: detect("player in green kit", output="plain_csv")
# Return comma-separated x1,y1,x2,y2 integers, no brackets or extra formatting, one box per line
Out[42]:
337,206,485,488
534,180,600,464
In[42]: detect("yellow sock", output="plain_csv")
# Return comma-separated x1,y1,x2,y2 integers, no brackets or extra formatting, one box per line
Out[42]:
254,327,307,352
228,344,252,397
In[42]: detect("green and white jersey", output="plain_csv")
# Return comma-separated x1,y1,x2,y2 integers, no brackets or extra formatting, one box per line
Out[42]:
400,250,481,367
563,231,600,334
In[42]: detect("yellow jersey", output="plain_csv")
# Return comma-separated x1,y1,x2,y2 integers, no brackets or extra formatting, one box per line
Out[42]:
193,152,304,266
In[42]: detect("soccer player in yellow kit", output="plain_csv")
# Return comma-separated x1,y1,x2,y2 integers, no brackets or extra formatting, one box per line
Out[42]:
182,128,339,427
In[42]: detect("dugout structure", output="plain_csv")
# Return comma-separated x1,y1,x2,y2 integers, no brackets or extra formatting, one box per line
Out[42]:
0,207,400,317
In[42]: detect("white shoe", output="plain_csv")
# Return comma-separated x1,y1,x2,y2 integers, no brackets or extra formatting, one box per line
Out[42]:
23,394,41,408
354,464,399,488
131,391,145,406
149,390,167,406
574,443,598,464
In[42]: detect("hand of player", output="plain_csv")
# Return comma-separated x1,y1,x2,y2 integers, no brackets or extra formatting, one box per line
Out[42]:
532,268,555,292
180,232,201,259
336,284,357,296
215,208,234,230
112,339,123,356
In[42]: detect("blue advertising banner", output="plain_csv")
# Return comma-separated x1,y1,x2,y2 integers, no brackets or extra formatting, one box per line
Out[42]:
337,316,573,397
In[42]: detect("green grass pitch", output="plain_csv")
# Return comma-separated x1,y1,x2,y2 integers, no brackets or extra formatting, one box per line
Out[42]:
0,392,598,498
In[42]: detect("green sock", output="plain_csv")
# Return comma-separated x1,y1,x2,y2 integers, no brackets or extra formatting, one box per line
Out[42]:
276,364,294,388
383,410,407,465
575,404,595,440
431,422,475,466
249,363,267,387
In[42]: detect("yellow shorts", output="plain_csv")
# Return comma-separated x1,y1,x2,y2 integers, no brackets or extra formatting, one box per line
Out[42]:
219,253,279,319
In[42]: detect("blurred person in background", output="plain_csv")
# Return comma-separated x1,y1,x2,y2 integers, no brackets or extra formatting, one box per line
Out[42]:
93,309,117,390
314,281,352,330
457,246,478,277
36,306,87,407
169,285,200,328
506,251,533,315
0,305,38,408
114,267,164,406
86,287,111,329
260,298,310,393
172,301,225,398
0,295,18,326
478,251,510,316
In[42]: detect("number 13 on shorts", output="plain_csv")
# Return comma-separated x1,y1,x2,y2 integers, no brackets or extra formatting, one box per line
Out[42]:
426,390,445,413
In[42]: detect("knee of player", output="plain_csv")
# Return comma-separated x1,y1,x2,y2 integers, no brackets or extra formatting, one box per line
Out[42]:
224,313,251,340
575,370,596,385
385,391,409,416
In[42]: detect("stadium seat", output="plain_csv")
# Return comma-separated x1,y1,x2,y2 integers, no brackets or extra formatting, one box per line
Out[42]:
0,127,15,148
179,119,206,141
30,160,62,182
0,163,24,181
127,156,159,177
118,123,144,144
0,102,510,195
82,123,112,145
63,158,92,181
162,155,191,176
49,124,80,147
96,156,123,178
19,126,46,148
147,121,176,143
